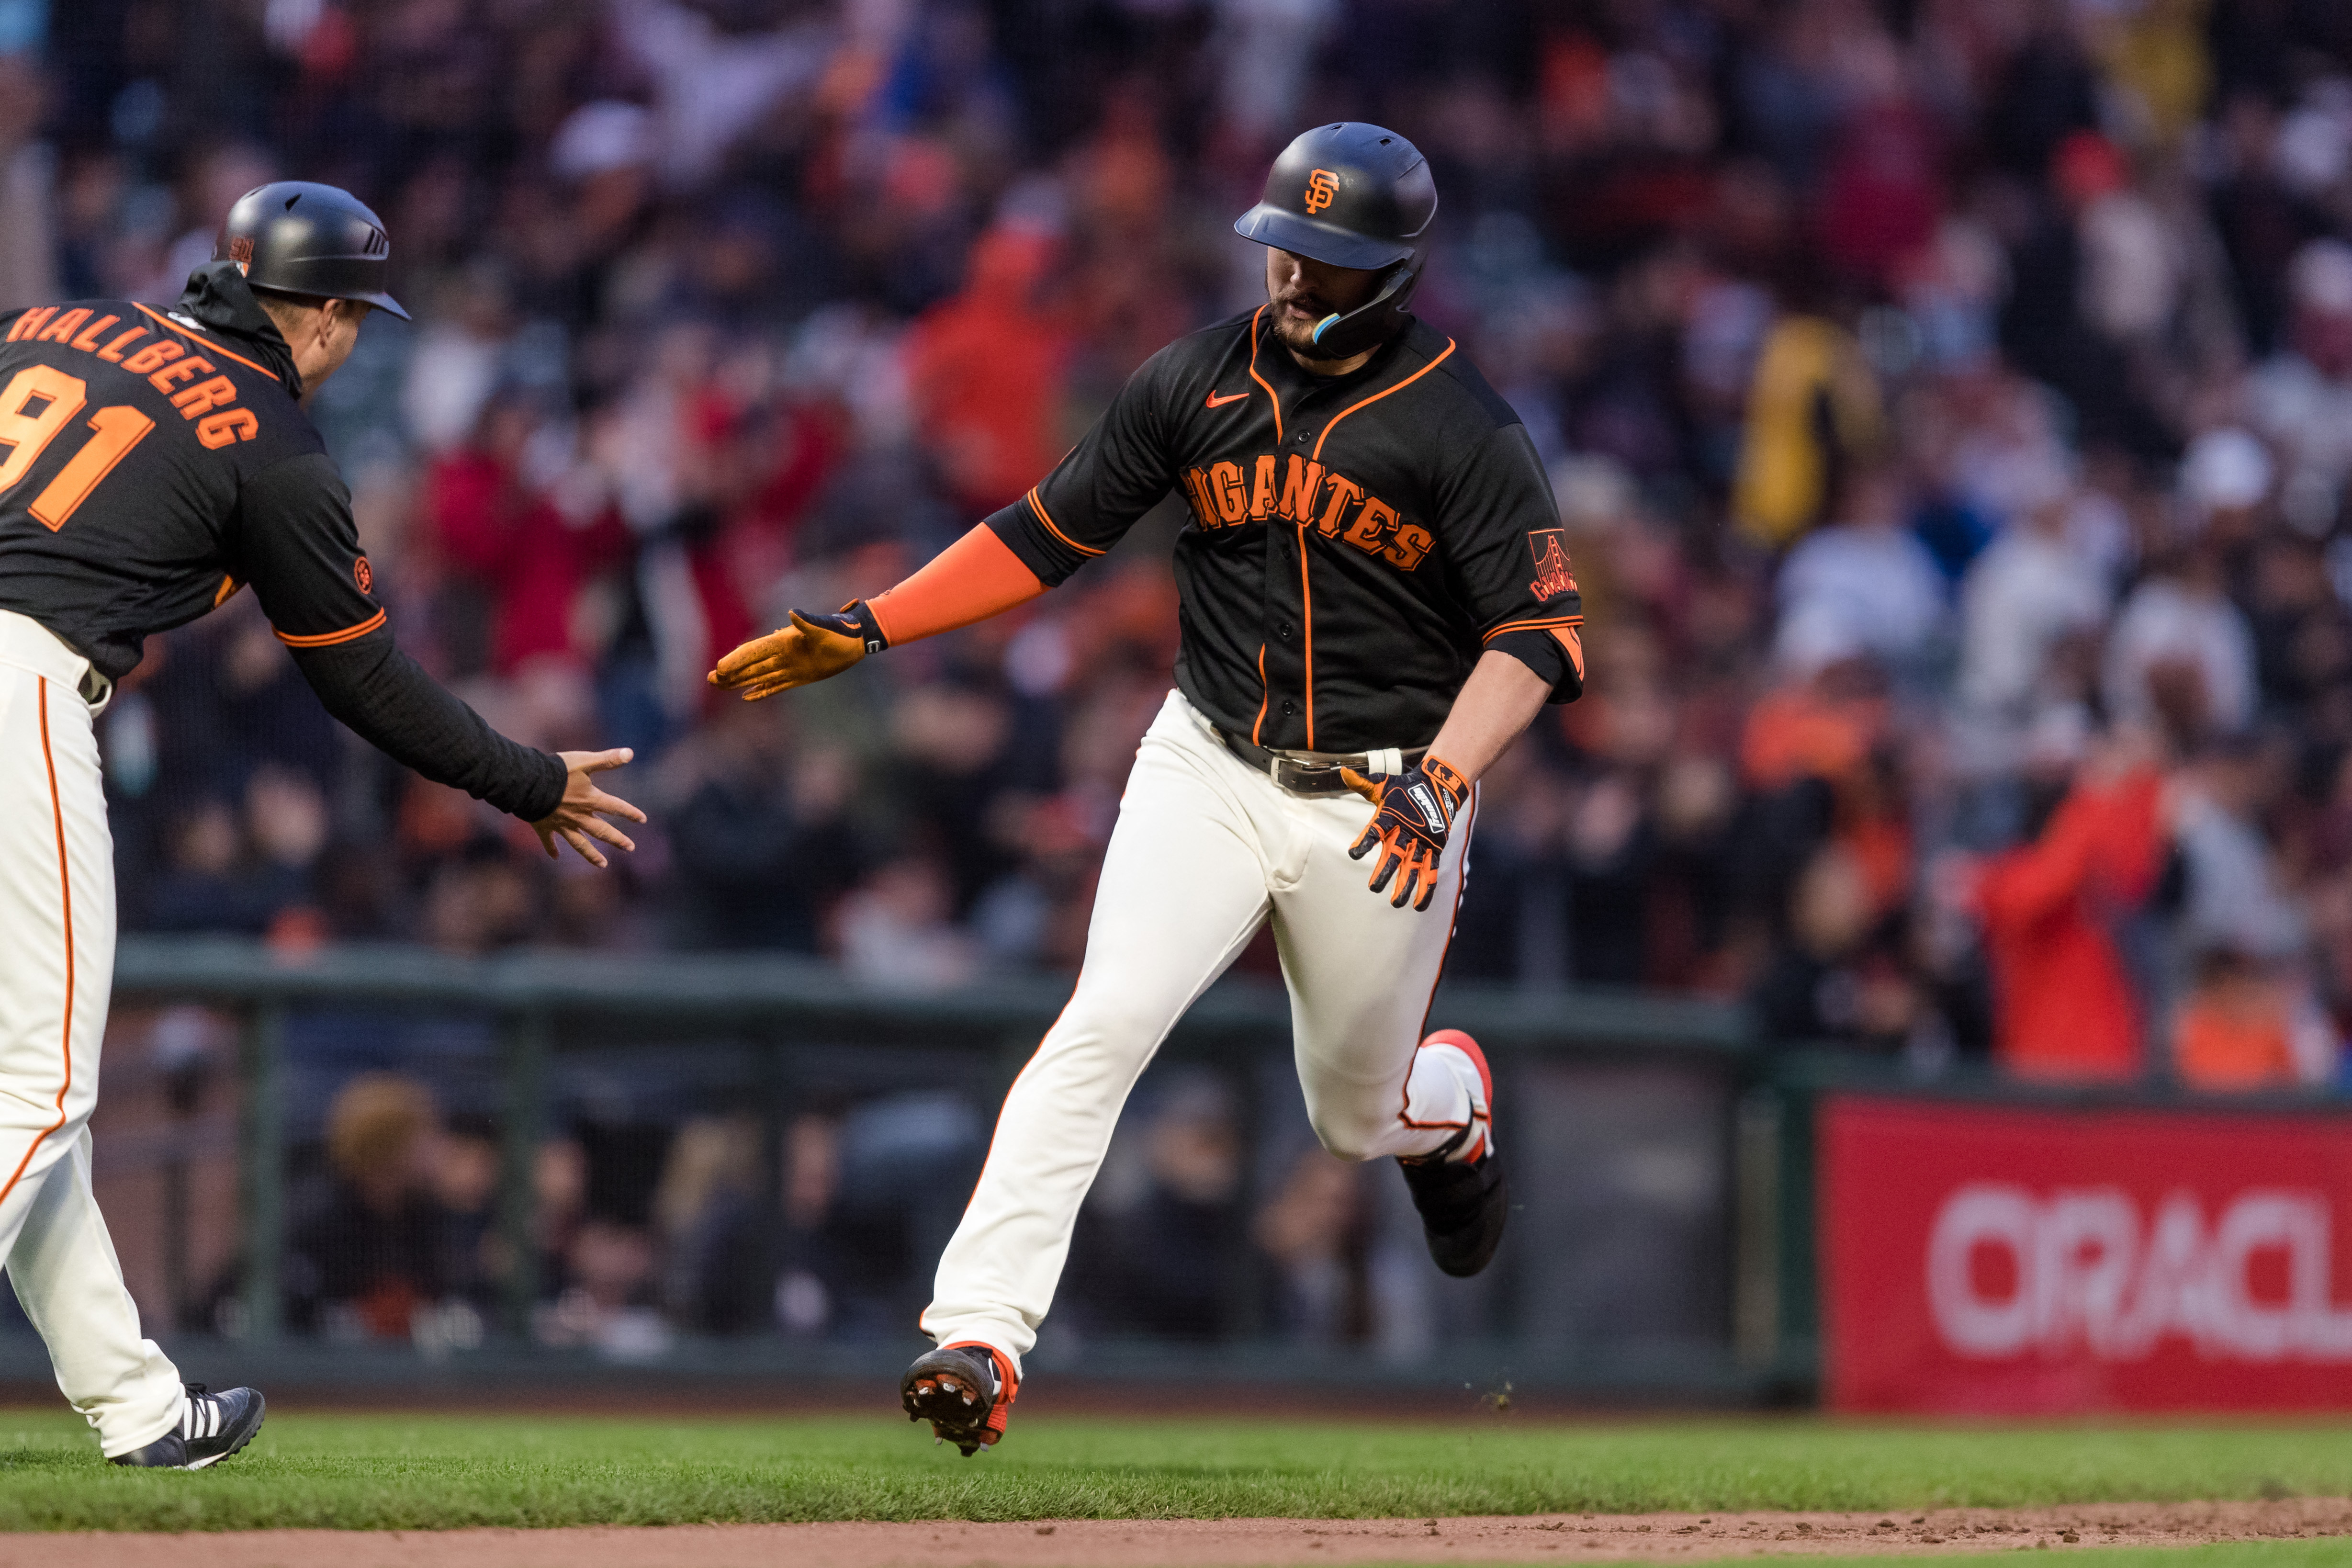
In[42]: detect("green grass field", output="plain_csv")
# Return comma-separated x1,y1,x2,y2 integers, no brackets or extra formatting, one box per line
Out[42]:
5,1410,2352,1534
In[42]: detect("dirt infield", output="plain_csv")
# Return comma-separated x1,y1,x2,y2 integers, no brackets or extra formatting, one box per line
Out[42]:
1,1500,2344,1567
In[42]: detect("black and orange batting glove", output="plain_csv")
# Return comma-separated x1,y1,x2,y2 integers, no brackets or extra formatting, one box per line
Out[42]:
1340,755,1469,912
708,601,887,701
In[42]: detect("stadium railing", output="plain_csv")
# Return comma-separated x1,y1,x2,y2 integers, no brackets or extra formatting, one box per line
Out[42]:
79,936,2351,1409
85,935,1775,1398
79,937,2334,1407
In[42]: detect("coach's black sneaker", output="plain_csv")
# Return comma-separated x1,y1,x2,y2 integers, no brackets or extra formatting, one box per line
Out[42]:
109,1383,266,1469
1399,1030,1508,1278
901,1342,1016,1456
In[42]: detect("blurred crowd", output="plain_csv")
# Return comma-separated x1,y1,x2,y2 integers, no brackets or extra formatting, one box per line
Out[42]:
8,0,2352,1091
225,1063,1415,1354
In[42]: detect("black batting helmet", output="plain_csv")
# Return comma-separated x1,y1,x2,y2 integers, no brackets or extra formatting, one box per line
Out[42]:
1233,123,1436,357
219,181,409,321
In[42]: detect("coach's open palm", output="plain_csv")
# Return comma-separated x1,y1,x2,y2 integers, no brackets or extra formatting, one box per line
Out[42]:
709,609,871,701
1341,755,1468,912
532,749,646,869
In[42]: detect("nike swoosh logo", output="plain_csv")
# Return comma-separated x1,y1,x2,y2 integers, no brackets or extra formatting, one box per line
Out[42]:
1204,391,1249,408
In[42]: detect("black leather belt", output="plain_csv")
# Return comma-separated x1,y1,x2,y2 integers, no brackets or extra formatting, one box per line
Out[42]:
1215,729,1424,798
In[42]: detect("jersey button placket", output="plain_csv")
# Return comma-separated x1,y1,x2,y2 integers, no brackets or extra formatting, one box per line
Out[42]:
1263,516,1302,747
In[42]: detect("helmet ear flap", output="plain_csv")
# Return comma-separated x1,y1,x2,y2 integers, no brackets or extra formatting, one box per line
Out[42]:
1306,254,1423,360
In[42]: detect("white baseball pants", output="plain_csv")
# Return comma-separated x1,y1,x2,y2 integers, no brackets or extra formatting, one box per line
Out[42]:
0,611,183,1456
923,689,1481,1370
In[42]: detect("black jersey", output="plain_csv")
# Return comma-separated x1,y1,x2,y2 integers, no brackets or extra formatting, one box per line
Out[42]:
0,264,564,821
984,310,1583,754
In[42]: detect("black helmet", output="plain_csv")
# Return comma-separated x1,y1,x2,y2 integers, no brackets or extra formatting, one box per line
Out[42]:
1233,123,1437,358
218,181,409,321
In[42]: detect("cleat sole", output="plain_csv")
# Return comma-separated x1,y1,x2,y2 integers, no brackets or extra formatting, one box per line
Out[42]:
900,1347,1007,1457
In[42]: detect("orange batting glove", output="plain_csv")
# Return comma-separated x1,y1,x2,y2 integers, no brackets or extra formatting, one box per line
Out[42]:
1340,755,1468,912
708,602,887,701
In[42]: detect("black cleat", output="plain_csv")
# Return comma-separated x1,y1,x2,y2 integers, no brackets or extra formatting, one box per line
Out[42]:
1399,1029,1508,1277
901,1343,1016,1456
1401,1142,1509,1276
110,1383,266,1469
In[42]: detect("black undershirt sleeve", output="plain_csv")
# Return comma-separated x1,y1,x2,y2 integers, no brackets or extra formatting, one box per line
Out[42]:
291,636,568,822
236,452,567,821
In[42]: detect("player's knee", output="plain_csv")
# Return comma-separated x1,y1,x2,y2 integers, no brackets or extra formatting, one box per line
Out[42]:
1306,1110,1383,1163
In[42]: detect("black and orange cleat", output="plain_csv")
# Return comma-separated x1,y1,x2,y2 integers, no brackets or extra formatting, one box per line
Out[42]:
1398,1029,1508,1278
901,1342,1017,1456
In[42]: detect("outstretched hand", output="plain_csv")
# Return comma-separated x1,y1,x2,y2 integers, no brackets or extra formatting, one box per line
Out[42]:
708,607,874,701
532,748,645,869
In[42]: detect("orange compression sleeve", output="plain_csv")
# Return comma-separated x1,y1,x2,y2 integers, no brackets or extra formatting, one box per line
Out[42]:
866,523,1048,646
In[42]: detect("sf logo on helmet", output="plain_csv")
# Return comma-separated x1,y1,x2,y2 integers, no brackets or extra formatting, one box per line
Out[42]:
1303,169,1339,213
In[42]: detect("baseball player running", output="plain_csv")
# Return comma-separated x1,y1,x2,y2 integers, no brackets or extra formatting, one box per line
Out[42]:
710,124,1582,1454
0,183,642,1466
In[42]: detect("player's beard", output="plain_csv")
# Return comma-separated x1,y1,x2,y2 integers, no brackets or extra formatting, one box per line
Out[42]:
1269,289,1336,356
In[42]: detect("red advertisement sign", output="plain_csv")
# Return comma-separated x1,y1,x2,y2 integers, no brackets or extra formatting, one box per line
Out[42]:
1819,1094,2352,1413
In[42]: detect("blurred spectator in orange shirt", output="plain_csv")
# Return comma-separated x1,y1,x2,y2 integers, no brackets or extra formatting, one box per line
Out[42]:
1969,740,2166,1081
1740,656,1911,922
1740,655,1889,798
904,226,1071,516
2171,946,2336,1091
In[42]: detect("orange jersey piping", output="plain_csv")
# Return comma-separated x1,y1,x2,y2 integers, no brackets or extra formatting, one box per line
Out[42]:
1296,516,1315,746
1310,338,1456,463
276,608,386,647
133,304,281,383
1246,307,1283,442
1413,783,1477,1040
1025,488,1103,558
0,681,76,1212
1481,614,1586,641
1251,643,1269,745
